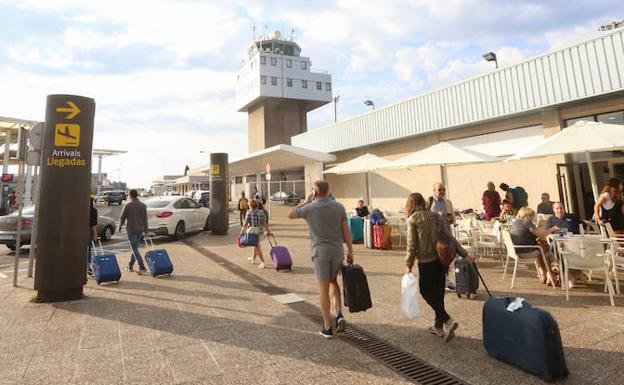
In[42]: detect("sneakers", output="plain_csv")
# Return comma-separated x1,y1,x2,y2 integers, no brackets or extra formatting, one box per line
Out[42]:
86,268,93,277
335,313,346,333
258,262,265,269
319,327,334,339
444,319,459,342
247,257,255,264
137,267,147,275
126,266,134,272
445,281,456,292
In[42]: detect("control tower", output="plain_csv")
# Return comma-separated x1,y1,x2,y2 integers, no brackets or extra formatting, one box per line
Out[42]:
235,31,332,153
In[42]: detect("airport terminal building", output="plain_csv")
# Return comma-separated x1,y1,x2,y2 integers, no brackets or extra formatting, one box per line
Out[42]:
228,29,624,219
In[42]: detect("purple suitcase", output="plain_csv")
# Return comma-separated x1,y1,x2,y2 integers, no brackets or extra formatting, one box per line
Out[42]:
268,234,292,271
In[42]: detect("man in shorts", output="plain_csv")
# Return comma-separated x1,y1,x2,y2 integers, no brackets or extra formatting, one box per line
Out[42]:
288,180,354,339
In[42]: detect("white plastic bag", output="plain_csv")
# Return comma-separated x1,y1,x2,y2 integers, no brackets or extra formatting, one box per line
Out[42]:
401,273,420,320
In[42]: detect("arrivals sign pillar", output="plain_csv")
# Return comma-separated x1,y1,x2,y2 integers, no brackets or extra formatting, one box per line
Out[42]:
209,153,228,235
34,95,95,302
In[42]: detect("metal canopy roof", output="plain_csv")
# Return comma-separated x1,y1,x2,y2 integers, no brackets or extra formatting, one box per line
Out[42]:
199,144,335,176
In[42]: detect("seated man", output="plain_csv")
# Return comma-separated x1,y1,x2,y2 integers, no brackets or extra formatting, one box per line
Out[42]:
545,202,581,234
354,199,370,218
537,193,554,215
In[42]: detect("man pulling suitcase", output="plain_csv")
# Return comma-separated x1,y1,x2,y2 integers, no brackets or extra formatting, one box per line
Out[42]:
288,180,354,339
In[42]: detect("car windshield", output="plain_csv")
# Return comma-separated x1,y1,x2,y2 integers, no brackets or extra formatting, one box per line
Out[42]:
145,200,170,208
22,206,36,215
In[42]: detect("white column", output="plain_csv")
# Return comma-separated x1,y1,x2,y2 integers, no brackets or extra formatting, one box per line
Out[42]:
95,155,103,203
24,165,33,203
3,130,11,175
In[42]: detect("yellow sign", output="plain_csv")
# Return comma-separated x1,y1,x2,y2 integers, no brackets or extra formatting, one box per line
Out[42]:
56,100,81,119
54,124,80,147
211,165,220,175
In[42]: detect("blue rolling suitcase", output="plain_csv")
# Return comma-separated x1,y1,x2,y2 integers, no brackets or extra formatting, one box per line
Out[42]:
477,268,568,382
144,238,174,277
90,241,121,285
347,216,364,243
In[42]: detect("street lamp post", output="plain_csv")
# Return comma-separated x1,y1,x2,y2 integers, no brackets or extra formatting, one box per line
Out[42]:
333,96,340,122
364,100,375,110
483,52,498,69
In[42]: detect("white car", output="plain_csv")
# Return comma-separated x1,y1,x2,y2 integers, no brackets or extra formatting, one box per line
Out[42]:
145,196,210,239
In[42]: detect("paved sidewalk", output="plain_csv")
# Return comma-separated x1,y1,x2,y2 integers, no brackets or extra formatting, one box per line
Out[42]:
1,204,623,384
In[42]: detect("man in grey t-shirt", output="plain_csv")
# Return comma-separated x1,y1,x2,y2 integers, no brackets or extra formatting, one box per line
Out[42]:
119,189,149,274
288,180,353,339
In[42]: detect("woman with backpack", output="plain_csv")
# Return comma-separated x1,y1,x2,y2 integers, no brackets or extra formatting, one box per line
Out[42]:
241,199,272,269
404,192,474,342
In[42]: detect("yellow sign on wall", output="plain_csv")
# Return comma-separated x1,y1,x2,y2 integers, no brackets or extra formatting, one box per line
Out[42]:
54,124,80,147
211,164,220,175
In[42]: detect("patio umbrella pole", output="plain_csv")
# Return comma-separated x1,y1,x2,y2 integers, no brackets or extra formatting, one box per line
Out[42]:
586,151,599,202
366,171,372,209
441,164,449,199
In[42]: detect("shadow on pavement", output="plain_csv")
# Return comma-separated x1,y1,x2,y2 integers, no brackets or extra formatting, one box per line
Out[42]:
54,296,399,380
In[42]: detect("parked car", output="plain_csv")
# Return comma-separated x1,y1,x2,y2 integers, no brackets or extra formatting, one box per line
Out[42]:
195,190,210,207
164,191,181,196
270,192,301,205
99,191,124,205
0,206,117,250
145,196,210,240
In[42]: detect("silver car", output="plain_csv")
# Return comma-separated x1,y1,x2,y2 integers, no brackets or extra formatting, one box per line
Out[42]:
0,206,116,250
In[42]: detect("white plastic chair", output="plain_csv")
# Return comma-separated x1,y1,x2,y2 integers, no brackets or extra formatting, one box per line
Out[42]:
474,221,504,264
601,223,622,294
555,237,616,306
501,230,555,289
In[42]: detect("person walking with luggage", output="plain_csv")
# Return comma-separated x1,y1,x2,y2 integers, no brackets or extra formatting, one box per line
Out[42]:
87,197,98,276
242,199,272,269
119,189,149,274
288,180,353,339
238,192,249,227
404,192,473,342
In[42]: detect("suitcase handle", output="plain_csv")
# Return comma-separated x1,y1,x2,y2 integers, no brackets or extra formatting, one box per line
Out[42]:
143,237,156,250
474,263,492,299
91,240,104,256
267,233,277,248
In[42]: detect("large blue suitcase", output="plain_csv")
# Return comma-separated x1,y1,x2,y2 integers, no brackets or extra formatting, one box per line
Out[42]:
347,216,364,243
477,268,568,382
90,241,121,284
144,238,174,277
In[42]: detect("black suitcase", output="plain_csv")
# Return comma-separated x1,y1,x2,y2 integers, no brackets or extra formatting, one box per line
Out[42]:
477,268,568,382
455,257,478,298
341,264,372,313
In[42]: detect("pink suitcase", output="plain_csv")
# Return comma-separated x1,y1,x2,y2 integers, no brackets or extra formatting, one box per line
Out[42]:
268,234,292,271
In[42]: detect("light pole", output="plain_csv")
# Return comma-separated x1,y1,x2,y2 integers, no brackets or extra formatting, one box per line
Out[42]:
483,52,498,69
333,96,340,122
364,100,375,110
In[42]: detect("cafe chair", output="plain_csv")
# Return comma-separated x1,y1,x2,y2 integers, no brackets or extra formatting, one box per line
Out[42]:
501,230,556,289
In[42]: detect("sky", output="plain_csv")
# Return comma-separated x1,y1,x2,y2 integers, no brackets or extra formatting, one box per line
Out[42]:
0,0,621,188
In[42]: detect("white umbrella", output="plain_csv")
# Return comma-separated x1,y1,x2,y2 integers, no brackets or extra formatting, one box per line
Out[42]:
506,120,624,201
323,153,393,207
381,142,499,197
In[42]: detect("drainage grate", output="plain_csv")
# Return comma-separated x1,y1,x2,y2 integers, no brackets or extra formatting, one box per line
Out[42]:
186,241,469,385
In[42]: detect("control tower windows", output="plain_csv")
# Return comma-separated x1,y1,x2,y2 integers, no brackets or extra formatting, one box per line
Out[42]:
271,57,277,66
326,83,331,91
316,82,322,90
286,59,292,68
301,61,307,70
302,80,308,88
287,78,293,87
261,75,267,85
260,56,266,65
271,76,278,86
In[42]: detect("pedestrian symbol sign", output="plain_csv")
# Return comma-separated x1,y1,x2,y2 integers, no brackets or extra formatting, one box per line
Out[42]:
54,123,80,147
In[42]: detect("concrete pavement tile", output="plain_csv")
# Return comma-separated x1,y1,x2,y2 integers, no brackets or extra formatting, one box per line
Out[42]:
164,342,223,383
0,343,35,384
122,350,175,385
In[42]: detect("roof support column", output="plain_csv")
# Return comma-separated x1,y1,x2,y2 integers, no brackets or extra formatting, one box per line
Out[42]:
3,130,10,174
304,161,324,195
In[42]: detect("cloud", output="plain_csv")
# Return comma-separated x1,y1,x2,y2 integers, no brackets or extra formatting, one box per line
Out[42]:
1,0,621,188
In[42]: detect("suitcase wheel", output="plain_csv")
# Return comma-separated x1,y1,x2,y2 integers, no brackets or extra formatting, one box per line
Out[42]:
96,281,101,285
456,293,461,298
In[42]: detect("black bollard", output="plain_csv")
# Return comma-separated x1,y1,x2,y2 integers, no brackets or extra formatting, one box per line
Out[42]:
209,153,229,235
34,95,95,302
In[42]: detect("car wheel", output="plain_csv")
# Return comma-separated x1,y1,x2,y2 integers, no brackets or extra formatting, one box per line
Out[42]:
174,221,185,240
101,226,114,241
204,216,211,231
6,244,15,251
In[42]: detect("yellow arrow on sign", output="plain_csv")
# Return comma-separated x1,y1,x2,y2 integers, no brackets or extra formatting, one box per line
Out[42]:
56,100,81,120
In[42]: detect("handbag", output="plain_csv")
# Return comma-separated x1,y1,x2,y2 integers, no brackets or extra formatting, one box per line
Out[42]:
435,227,456,266
240,210,261,247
